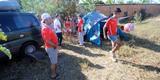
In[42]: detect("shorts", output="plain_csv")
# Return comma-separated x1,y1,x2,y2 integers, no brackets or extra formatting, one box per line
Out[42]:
45,48,58,64
107,35,118,42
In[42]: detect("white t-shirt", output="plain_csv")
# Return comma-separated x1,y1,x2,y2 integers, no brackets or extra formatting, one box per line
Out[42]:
50,23,55,31
54,18,62,33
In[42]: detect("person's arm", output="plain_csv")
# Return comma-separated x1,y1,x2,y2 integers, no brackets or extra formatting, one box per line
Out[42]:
103,19,111,39
47,30,58,48
81,19,84,31
103,23,107,39
47,40,57,48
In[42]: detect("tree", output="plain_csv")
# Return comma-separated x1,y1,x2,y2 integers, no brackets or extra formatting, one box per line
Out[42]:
126,0,134,4
139,0,150,4
0,29,11,59
95,0,105,4
80,0,104,12
20,0,57,15
81,0,96,11
116,0,124,4
54,0,78,20
105,0,116,4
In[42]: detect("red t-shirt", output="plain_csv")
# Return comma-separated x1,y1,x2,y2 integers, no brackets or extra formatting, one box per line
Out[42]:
41,26,58,48
105,17,118,35
65,21,71,29
77,18,83,32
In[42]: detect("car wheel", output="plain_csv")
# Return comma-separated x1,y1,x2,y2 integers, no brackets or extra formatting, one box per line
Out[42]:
21,43,39,56
24,45,36,54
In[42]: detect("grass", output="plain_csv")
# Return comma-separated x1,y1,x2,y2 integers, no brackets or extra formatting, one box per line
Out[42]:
0,16,160,80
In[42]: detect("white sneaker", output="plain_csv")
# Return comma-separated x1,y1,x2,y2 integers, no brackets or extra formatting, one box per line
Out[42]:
111,57,117,62
109,51,117,62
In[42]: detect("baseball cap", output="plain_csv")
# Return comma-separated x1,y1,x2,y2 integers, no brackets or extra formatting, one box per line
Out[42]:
41,13,51,22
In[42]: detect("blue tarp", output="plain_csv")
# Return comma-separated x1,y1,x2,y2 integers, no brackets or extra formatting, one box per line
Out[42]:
83,11,108,46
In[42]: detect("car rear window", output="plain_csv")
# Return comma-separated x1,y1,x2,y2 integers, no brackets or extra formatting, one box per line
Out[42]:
13,14,40,29
0,14,16,32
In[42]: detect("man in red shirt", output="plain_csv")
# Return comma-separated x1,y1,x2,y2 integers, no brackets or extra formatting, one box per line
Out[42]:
41,13,59,79
103,8,122,62
77,14,84,46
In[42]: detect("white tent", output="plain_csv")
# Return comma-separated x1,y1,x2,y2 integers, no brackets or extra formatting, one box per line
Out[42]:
0,0,20,10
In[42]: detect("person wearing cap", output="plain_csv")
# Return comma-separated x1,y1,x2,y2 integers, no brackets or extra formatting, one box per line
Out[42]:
54,14,63,46
41,13,59,79
77,14,84,46
103,8,122,62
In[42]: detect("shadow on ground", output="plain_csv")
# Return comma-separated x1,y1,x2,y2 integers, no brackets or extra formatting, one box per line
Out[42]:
62,43,106,57
0,55,52,80
119,60,160,73
127,34,160,52
0,48,105,80
58,52,104,80
84,40,111,52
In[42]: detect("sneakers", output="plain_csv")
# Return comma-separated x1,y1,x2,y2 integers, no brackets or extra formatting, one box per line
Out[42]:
109,51,117,62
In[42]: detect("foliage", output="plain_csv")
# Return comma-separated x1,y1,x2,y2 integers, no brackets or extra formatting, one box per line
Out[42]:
20,0,77,19
81,0,96,12
105,0,115,4
116,0,124,4
126,0,150,4
0,29,11,59
20,0,57,15
126,0,134,4
95,1,105,4
60,1,77,16
139,0,150,4
134,11,142,23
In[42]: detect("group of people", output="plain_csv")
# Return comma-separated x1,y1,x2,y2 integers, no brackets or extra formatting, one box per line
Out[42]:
40,13,84,79
40,7,123,79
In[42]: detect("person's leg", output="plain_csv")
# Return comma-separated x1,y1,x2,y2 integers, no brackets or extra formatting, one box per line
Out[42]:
79,32,83,45
108,35,121,61
51,64,57,77
57,33,62,46
69,31,72,42
56,33,60,45
111,41,115,49
108,35,116,50
51,49,58,78
45,48,58,78
78,32,81,45
59,32,63,46
112,40,122,53
81,32,84,45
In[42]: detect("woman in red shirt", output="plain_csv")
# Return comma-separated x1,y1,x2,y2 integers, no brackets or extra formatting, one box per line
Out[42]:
64,17,72,41
77,15,84,46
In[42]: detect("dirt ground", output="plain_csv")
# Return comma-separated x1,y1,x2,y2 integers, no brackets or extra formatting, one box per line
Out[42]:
0,40,159,80
0,17,160,80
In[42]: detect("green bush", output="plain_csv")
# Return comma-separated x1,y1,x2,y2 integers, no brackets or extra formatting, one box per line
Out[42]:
134,11,142,23
134,9,147,23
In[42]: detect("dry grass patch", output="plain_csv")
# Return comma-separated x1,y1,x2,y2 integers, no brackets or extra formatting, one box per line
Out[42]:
118,45,138,58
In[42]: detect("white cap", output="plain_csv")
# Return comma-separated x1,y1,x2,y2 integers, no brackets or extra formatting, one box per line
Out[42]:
41,13,51,21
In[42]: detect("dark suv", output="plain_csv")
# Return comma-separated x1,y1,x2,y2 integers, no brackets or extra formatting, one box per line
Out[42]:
0,12,43,59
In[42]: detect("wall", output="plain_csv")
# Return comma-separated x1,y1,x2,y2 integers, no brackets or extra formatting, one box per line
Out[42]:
96,4,160,16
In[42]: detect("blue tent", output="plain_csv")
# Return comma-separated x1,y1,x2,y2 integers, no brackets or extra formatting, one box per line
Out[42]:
83,11,108,46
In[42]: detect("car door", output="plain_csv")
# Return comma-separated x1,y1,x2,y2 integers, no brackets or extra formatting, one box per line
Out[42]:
13,14,42,43
0,13,21,53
